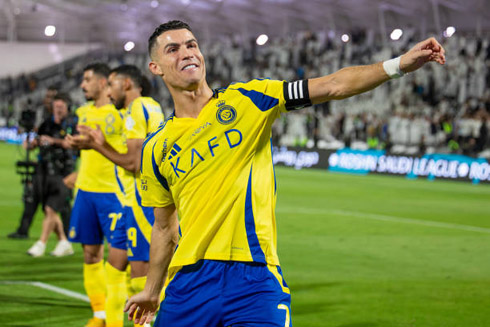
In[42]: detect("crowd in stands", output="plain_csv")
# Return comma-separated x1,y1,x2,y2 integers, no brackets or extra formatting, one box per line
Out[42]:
1,30,489,157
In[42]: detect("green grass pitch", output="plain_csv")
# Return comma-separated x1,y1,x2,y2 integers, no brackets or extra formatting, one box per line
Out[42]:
0,142,489,327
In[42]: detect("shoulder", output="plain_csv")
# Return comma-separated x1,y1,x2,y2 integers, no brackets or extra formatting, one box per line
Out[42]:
75,102,93,115
227,78,284,92
142,114,173,161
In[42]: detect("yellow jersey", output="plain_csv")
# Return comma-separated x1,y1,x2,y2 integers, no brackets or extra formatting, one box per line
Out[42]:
140,78,310,275
123,96,164,193
75,102,130,198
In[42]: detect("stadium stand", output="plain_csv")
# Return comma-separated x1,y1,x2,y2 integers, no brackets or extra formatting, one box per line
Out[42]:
1,33,488,157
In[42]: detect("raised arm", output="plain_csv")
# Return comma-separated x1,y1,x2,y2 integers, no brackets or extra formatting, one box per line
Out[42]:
124,204,179,325
309,37,446,104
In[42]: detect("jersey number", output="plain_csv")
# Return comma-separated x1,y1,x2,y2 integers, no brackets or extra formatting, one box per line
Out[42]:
278,304,290,327
108,212,122,231
128,227,137,248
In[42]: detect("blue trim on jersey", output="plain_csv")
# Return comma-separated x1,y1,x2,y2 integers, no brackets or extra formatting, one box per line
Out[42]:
141,124,165,173
134,180,143,207
151,142,170,191
244,165,266,263
270,139,276,194
142,103,150,122
232,88,279,112
114,165,125,195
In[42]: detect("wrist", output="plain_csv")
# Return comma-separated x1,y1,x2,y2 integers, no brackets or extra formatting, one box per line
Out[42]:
383,56,404,79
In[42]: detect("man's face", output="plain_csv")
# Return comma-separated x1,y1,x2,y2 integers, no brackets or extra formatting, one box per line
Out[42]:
150,29,206,90
80,70,103,101
52,99,68,123
107,73,126,109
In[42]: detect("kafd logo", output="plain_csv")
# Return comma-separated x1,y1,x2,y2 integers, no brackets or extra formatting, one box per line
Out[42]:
167,143,182,161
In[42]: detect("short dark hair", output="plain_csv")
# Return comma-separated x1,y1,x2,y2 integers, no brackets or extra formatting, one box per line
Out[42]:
47,85,60,92
148,20,192,57
111,65,143,88
53,92,72,109
140,75,153,97
83,62,110,78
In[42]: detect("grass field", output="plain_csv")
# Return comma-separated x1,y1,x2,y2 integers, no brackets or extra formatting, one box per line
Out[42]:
1,141,489,327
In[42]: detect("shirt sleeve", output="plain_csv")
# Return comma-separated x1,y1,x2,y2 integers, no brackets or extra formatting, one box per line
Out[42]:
140,133,174,207
126,100,148,140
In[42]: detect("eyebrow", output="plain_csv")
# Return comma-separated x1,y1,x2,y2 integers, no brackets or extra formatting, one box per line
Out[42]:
164,38,198,50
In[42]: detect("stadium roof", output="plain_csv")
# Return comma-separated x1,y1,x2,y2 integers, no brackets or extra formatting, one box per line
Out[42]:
1,0,489,51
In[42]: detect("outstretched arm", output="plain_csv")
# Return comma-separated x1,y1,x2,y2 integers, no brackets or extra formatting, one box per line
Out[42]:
309,37,446,104
124,204,179,325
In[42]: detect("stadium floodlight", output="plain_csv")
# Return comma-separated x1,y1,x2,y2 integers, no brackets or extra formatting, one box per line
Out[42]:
124,41,135,52
443,26,456,38
390,28,403,41
150,0,159,8
44,25,56,37
341,34,349,43
256,34,269,46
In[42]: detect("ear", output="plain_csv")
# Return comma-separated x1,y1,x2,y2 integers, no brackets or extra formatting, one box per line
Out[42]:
123,77,132,91
149,61,164,76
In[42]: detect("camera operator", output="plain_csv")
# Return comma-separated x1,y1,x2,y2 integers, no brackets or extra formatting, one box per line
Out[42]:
21,93,78,257
8,88,73,240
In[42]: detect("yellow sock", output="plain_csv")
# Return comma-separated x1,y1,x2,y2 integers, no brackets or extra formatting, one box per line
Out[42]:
126,265,135,298
83,261,106,314
105,262,127,327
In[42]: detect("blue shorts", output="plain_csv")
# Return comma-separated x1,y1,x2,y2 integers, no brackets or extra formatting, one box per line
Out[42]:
68,189,125,250
155,260,292,327
121,204,154,262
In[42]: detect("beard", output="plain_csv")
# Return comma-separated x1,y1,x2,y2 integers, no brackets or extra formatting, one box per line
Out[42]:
112,95,126,110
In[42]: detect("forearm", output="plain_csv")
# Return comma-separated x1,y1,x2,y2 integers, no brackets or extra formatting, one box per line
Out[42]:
144,209,179,297
310,62,390,103
93,142,136,172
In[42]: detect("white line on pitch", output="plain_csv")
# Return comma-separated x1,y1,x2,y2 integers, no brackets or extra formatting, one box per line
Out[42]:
0,281,89,302
276,206,490,234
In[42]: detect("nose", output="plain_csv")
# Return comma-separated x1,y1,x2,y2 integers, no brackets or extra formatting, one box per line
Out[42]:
181,47,194,60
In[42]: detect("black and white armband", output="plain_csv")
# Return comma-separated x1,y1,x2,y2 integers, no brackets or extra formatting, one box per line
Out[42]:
283,80,312,111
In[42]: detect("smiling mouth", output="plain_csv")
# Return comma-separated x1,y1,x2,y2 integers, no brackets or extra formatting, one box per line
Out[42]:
182,64,198,71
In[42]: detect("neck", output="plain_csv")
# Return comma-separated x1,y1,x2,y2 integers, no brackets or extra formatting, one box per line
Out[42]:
125,90,141,109
94,96,111,108
169,82,214,119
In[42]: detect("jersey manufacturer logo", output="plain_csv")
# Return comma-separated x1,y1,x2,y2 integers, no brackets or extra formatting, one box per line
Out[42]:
216,101,237,125
167,143,182,161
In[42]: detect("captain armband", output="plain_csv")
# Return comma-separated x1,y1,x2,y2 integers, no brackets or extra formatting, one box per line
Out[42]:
283,80,312,111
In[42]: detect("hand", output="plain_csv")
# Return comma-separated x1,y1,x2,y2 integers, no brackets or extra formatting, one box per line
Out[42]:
39,135,55,146
65,134,93,150
124,290,160,325
78,124,106,147
400,37,446,73
63,172,77,189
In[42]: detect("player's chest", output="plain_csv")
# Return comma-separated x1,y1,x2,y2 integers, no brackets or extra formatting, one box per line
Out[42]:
160,102,254,184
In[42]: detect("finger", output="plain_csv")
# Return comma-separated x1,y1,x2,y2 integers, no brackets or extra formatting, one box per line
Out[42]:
145,310,156,324
134,307,144,324
124,300,135,313
127,303,139,320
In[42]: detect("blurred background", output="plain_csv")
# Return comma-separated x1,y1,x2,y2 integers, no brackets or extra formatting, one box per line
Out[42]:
0,0,489,169
1,2,490,327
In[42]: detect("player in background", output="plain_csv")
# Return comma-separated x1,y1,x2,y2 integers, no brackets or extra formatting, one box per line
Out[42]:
125,20,445,326
65,63,132,327
73,64,164,327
